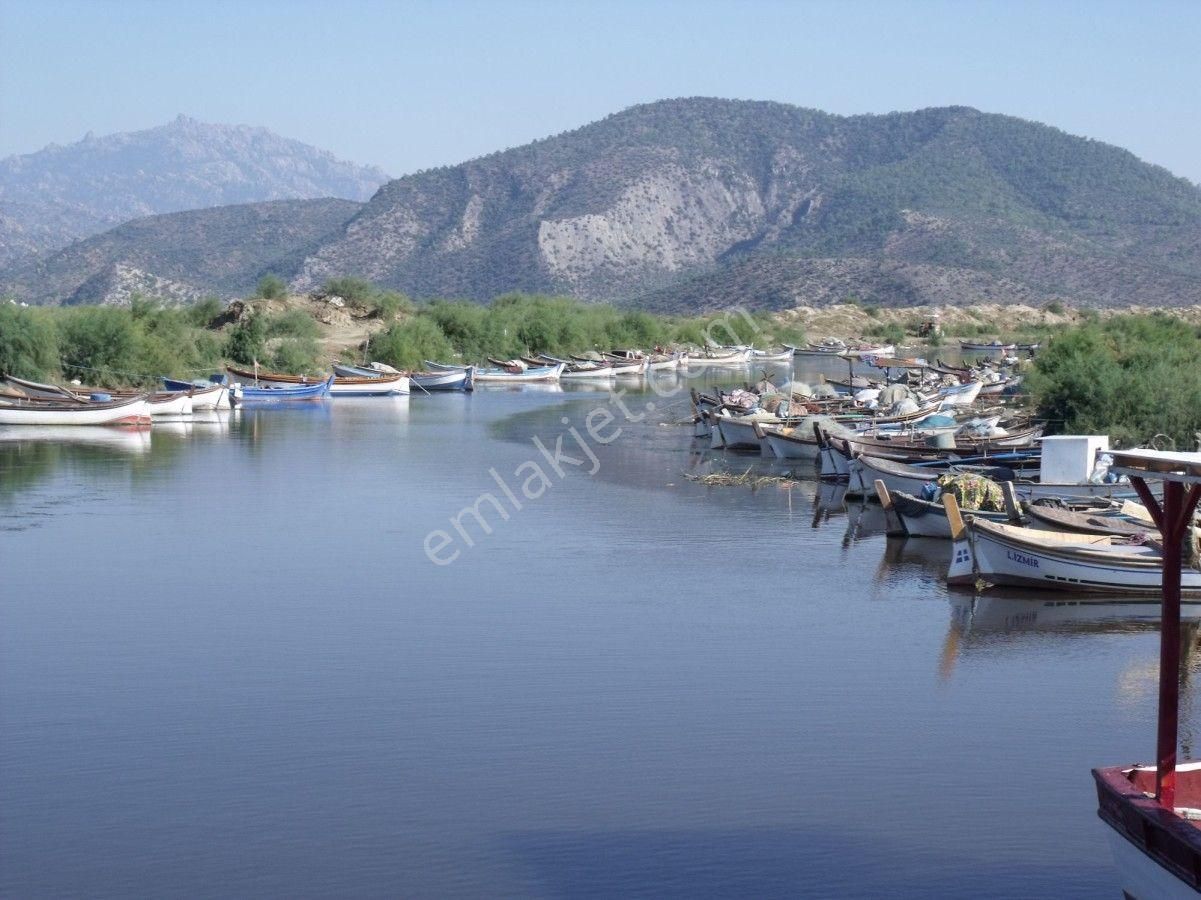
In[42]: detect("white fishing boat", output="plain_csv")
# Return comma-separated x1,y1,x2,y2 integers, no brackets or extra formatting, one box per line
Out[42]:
931,380,984,407
188,383,227,409
332,374,409,395
411,367,474,392
645,353,684,372
750,347,796,363
0,394,151,426
685,347,753,367
945,498,1198,595
145,392,192,416
838,343,895,359
472,362,564,383
558,363,616,381
759,423,821,461
162,378,229,409
715,414,776,453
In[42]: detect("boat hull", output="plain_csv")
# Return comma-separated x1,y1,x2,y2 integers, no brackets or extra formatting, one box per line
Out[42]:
472,363,564,382
0,396,151,426
411,369,473,392
949,520,1201,594
715,416,770,453
329,375,410,395
1095,763,1201,899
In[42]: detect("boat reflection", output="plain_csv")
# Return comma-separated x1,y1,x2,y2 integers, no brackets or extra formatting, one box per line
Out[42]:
950,593,1201,636
0,424,152,453
939,593,1201,682
873,536,951,584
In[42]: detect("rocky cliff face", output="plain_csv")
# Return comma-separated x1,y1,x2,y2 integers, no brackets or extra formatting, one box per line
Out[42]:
292,98,1201,309
2,198,361,305
0,116,387,266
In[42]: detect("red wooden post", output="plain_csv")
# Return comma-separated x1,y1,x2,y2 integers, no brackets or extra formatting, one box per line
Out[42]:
1156,479,1183,808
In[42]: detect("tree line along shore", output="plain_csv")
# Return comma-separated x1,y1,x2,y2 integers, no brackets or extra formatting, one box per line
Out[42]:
2,276,1200,449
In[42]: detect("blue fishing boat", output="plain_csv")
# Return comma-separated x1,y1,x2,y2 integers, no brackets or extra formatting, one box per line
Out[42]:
229,374,333,405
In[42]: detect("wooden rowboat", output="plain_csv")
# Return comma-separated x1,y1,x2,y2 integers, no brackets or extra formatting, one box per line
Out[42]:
0,393,151,426
229,375,333,405
410,368,474,392
227,365,408,396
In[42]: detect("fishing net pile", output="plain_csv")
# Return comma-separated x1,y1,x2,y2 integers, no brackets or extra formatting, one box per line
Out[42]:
933,472,1006,512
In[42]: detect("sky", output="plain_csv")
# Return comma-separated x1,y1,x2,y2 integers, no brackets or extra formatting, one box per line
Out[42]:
1,0,1198,183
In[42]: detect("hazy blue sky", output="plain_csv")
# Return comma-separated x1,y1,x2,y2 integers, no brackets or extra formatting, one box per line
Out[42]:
2,0,1198,182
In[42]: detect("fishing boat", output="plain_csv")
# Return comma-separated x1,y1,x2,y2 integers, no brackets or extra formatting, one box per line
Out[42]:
792,340,848,357
472,362,564,383
932,379,984,407
873,480,1019,538
567,355,644,377
685,347,753,367
713,413,780,453
229,375,333,405
143,392,192,416
162,378,229,409
1,373,87,401
945,494,1198,596
1023,498,1157,538
750,347,796,363
0,393,151,426
841,423,1044,460
838,343,896,359
227,364,408,396
960,340,1016,352
333,363,384,378
411,367,475,392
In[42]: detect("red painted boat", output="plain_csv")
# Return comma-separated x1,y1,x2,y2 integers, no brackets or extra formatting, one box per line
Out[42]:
1093,450,1201,898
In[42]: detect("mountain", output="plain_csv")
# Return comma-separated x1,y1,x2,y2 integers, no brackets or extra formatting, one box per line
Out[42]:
2,199,361,305
0,115,387,267
290,98,1201,309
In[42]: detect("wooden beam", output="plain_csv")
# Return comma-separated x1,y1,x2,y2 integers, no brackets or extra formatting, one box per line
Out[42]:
1000,481,1021,523
943,492,966,541
1132,477,1166,532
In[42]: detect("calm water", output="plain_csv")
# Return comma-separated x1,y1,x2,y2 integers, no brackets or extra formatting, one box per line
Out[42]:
0,363,1181,897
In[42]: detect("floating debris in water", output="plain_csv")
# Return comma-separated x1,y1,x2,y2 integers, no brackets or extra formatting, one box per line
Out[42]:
683,468,802,488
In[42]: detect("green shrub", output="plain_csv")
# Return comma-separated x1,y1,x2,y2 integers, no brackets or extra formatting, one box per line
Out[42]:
224,312,267,365
188,297,224,327
59,307,138,383
266,308,319,339
865,322,905,345
270,337,322,373
1044,300,1065,315
323,276,376,305
255,274,287,300
368,318,455,370
0,304,59,379
1028,315,1201,447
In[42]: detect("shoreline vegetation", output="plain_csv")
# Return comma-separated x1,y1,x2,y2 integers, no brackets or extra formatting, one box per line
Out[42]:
3,277,1201,447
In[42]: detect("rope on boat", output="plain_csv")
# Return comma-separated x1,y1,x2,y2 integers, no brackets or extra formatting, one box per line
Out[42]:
59,359,222,379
